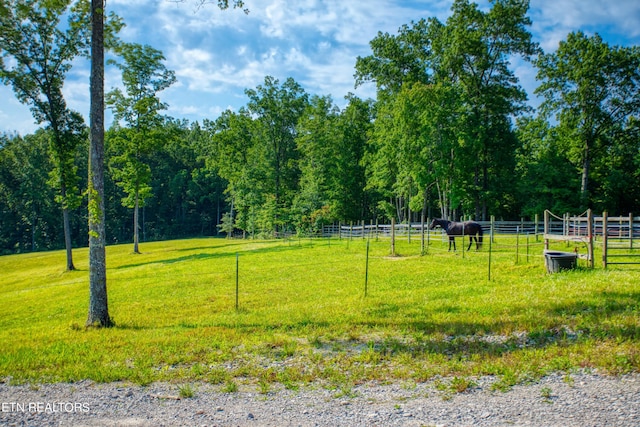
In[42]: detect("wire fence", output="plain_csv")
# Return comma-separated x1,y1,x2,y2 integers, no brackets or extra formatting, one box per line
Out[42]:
224,230,556,310
321,218,545,241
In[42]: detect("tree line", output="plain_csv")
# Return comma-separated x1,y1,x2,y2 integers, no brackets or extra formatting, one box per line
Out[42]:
1,0,639,258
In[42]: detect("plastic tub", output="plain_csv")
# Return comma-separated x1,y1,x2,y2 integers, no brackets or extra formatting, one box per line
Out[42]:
544,251,578,273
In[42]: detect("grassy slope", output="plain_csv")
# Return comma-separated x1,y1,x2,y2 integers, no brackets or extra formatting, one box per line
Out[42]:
0,236,638,392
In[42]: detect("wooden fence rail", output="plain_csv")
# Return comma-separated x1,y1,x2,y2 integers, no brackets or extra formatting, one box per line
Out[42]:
321,211,640,269
542,210,640,269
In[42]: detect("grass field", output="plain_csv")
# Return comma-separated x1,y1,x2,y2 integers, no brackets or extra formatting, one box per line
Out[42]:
0,235,638,394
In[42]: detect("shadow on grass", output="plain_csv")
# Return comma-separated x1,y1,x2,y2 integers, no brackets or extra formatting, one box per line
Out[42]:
546,290,640,341
101,288,638,371
113,241,309,270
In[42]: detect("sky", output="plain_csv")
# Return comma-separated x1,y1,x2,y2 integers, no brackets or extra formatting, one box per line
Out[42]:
1,0,640,135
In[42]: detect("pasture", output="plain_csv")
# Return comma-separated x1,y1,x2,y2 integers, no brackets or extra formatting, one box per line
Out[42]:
0,235,638,394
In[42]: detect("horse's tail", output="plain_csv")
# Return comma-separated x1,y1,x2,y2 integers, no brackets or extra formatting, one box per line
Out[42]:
477,226,483,248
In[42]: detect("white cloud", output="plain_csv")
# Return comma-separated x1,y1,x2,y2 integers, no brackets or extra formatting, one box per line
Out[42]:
0,89,38,135
530,0,640,51
2,0,640,135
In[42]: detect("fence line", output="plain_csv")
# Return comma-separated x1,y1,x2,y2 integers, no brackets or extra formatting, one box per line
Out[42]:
601,212,640,268
543,210,640,269
321,217,546,240
319,212,640,270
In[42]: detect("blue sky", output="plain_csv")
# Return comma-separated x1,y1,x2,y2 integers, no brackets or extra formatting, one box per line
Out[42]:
1,0,640,135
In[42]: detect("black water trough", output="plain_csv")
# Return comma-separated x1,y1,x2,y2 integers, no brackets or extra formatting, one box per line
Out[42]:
544,250,578,273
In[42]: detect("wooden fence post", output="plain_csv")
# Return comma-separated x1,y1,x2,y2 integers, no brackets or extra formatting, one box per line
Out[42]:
544,210,549,250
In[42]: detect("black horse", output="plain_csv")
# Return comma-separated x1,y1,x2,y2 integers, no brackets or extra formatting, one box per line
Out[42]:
429,218,484,251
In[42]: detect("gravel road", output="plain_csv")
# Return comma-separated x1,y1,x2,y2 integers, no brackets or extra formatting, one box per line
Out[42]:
1,372,638,426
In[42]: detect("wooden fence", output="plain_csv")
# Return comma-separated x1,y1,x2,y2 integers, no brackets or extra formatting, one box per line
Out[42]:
322,211,640,269
322,216,544,240
543,210,640,269
601,212,640,268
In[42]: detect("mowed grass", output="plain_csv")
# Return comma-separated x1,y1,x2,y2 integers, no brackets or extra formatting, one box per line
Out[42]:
0,234,638,392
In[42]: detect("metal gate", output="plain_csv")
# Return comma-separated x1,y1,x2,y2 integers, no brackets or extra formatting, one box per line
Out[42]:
601,212,640,268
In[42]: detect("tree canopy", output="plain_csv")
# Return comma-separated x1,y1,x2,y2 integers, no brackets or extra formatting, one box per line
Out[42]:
1,0,639,256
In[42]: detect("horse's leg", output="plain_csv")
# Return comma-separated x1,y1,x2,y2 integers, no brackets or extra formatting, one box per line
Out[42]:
449,236,455,251
469,235,479,251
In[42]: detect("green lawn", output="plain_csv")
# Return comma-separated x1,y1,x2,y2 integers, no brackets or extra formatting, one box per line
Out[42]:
0,235,638,393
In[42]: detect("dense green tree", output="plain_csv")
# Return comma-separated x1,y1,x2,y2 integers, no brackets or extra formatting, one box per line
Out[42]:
145,119,223,238
356,0,537,220
355,18,434,96
294,95,340,232
398,82,465,220
293,94,375,231
206,109,259,236
245,76,309,234
0,0,92,270
0,132,55,253
181,121,227,236
331,95,373,222
0,129,89,254
515,116,580,216
535,31,640,209
437,0,538,219
592,117,640,213
106,42,176,253
355,18,436,222
4,0,640,264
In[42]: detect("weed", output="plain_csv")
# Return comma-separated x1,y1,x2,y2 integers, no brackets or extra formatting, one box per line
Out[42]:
309,335,323,348
333,384,357,399
258,380,271,394
563,374,575,387
222,380,238,393
450,376,477,393
491,371,519,392
401,380,417,391
190,363,205,378
178,384,195,399
540,386,553,403
208,368,229,385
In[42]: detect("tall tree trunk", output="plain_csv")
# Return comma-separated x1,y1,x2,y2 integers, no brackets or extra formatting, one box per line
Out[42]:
60,182,75,271
580,140,591,208
31,214,37,252
86,0,111,328
62,207,75,271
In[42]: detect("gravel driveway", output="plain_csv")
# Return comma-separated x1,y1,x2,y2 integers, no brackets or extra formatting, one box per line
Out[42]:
1,372,638,426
